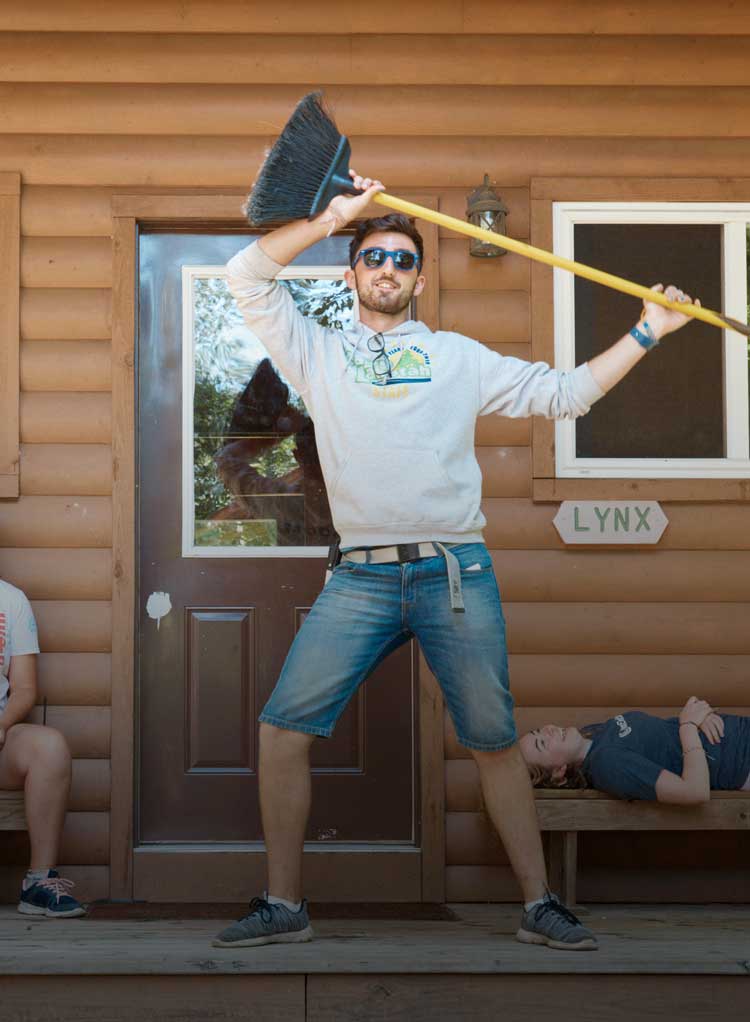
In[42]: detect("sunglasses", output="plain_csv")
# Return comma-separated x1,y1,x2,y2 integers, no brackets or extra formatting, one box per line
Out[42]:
352,247,421,272
367,332,392,382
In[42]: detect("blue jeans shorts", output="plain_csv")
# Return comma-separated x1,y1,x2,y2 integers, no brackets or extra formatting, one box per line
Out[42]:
259,542,516,751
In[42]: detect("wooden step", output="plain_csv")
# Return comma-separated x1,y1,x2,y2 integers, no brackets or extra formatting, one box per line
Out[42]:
0,792,26,831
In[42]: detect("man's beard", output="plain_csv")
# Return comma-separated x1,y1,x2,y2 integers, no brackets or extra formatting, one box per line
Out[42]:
356,276,415,316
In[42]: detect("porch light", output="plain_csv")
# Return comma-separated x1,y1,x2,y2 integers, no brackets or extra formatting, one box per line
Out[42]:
466,175,509,257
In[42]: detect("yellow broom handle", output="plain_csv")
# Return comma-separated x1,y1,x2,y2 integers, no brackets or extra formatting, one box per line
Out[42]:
373,192,730,333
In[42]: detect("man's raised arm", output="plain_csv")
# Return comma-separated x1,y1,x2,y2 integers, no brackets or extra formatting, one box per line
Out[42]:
587,283,699,394
478,283,699,422
226,175,384,393
255,174,384,267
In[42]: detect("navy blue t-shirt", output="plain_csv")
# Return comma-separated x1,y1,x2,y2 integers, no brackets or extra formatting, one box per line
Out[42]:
581,711,750,800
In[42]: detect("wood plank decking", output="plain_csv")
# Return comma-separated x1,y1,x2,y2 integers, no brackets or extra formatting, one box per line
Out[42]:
0,905,747,1020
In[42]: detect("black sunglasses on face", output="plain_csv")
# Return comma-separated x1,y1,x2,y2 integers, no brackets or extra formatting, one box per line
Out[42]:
352,247,421,272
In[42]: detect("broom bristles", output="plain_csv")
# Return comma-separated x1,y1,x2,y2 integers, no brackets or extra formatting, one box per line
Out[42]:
246,92,348,225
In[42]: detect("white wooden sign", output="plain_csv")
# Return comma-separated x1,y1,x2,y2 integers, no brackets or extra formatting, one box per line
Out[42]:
553,501,668,545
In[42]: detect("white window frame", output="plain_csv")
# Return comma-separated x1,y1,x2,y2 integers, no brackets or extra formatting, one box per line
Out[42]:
553,202,750,478
181,264,353,558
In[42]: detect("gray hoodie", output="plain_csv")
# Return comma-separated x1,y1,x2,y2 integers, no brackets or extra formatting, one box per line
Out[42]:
226,241,604,549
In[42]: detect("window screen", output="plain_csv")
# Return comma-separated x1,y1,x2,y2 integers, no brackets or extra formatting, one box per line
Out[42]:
574,224,724,459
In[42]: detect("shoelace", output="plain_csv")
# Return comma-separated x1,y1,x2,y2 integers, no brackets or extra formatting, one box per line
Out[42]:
37,875,76,903
245,896,274,924
533,897,582,928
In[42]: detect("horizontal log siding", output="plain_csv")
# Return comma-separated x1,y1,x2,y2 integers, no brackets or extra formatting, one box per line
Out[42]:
1,496,111,545
12,84,750,138
37,653,111,705
2,9,747,903
20,393,111,444
1,35,750,85
21,341,111,392
8,137,750,188
1,810,109,864
0,1,748,36
19,445,112,495
0,549,112,600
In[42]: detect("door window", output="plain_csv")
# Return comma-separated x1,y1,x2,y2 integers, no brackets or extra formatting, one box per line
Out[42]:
182,243,355,555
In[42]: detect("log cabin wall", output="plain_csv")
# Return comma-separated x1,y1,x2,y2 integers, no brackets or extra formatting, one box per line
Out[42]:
0,0,748,902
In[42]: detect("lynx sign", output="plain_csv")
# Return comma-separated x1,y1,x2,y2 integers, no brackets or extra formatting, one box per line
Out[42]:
553,501,668,545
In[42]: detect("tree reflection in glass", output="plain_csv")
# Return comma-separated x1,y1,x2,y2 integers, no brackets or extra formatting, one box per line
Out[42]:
192,274,353,548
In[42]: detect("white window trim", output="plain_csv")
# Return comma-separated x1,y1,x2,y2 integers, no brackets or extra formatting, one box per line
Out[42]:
553,203,750,478
181,264,352,558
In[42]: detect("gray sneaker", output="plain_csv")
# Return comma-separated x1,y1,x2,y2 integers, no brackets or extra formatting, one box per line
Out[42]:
212,896,313,948
516,893,597,951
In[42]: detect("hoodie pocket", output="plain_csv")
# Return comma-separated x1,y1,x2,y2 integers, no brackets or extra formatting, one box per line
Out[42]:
331,447,459,528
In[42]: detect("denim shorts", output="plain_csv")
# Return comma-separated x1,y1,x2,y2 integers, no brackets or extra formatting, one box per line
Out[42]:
259,542,516,751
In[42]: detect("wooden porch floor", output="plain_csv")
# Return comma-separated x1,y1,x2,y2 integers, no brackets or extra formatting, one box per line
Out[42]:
0,904,748,1020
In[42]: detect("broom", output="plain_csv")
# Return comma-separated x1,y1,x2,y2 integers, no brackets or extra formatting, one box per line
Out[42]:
246,92,750,338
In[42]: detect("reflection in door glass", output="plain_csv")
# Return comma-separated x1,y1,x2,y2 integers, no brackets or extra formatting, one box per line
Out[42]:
188,270,354,550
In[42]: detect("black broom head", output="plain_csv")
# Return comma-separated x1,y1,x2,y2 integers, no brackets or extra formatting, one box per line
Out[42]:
245,92,360,225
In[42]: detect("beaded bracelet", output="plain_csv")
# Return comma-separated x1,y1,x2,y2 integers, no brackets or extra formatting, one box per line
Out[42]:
630,320,659,351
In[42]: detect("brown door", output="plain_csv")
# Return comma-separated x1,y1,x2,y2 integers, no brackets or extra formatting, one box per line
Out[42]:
136,231,419,894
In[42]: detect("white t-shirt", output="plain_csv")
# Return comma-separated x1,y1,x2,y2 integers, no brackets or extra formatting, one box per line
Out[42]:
0,580,40,714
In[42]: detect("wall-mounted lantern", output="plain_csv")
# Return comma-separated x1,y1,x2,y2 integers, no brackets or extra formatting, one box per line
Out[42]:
466,175,509,257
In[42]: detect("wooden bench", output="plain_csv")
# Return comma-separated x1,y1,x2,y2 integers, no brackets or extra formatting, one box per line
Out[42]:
536,789,750,906
0,791,26,831
5,783,748,904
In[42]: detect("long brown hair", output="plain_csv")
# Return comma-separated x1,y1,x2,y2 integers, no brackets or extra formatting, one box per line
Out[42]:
526,722,602,790
527,763,589,790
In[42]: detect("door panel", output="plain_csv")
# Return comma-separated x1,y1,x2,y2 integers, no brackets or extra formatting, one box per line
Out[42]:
186,607,255,771
137,232,418,860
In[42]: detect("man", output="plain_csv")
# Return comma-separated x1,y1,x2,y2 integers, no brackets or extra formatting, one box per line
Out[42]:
213,174,696,951
0,577,85,917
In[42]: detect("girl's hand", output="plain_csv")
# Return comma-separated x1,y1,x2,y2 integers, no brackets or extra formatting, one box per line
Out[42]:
642,283,701,341
679,695,713,730
699,711,725,745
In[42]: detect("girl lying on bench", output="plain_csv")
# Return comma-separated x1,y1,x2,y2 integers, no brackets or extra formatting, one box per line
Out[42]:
519,697,750,804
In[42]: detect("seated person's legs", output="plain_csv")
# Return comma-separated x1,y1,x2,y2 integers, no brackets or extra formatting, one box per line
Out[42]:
0,723,85,917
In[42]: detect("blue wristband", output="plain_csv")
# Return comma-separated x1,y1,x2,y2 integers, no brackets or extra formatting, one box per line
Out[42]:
630,320,659,351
